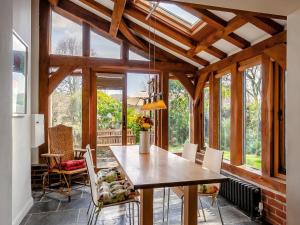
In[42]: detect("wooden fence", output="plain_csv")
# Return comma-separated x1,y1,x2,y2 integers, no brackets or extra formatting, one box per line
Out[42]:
97,129,136,146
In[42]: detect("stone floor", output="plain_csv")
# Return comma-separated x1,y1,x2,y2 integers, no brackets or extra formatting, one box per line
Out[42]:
21,187,264,225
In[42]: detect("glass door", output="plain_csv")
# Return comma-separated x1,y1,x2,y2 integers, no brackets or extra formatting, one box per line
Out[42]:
96,73,125,167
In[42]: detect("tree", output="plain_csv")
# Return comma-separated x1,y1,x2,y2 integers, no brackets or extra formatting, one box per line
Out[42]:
168,80,190,150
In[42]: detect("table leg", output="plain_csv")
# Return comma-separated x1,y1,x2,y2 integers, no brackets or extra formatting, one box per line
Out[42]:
183,185,198,225
140,188,153,225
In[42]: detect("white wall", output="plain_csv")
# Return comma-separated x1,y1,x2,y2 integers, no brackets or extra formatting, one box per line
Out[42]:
287,8,300,225
0,0,13,224
12,0,33,224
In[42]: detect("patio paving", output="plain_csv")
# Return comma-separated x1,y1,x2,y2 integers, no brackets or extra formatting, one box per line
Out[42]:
21,187,264,225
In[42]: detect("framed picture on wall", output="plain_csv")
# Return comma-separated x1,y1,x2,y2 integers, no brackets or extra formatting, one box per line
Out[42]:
12,31,28,115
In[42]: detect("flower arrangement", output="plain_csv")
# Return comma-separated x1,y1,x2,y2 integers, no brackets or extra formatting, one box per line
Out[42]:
136,116,153,131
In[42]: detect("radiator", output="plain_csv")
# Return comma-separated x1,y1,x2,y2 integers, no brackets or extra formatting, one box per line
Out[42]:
219,174,261,219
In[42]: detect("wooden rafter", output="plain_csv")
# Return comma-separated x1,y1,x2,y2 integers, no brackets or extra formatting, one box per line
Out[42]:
182,7,249,49
263,43,286,69
127,21,209,66
48,65,78,93
194,72,210,106
110,0,127,37
171,72,195,99
199,31,286,73
238,14,284,35
48,0,59,6
49,54,197,73
188,16,247,56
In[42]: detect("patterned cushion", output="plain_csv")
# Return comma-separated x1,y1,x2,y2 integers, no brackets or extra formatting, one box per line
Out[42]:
98,180,136,205
97,167,124,183
198,184,219,194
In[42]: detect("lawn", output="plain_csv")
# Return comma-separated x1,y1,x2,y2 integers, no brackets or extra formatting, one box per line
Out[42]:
223,151,261,170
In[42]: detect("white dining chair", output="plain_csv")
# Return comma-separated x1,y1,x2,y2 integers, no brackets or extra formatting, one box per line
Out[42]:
84,150,140,225
163,143,198,223
198,147,224,224
164,146,224,225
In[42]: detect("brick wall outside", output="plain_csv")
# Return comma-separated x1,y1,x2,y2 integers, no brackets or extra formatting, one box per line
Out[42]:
31,164,48,190
262,189,286,225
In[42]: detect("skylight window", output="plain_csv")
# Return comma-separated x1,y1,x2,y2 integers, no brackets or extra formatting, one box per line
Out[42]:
158,3,200,26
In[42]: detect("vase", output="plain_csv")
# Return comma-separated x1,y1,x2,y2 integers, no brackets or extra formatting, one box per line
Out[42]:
139,131,150,154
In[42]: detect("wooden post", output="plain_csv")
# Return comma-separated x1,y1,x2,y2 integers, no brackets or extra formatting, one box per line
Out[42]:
183,185,198,225
122,73,127,145
140,188,154,225
39,0,51,156
261,55,274,176
230,64,243,165
82,22,91,149
209,73,219,149
90,72,97,165
160,72,169,150
191,102,200,146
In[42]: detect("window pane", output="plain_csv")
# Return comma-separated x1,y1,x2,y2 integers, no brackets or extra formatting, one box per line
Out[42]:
244,65,262,170
168,80,190,153
50,76,82,148
51,11,82,56
158,2,200,26
127,73,156,145
129,50,149,61
203,86,209,147
220,74,231,160
90,31,121,59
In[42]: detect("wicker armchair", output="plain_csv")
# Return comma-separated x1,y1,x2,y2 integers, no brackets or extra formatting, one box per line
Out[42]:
41,124,88,201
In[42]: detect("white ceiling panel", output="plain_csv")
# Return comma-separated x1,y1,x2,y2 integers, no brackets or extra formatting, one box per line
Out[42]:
134,32,202,68
71,0,111,21
234,22,271,44
212,39,241,55
95,0,114,10
209,10,236,21
124,14,190,50
197,51,220,64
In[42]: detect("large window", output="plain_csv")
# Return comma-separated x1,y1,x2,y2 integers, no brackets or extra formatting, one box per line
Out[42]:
168,79,191,152
50,76,82,148
203,86,210,147
220,74,231,160
243,65,262,170
51,11,82,56
90,31,121,59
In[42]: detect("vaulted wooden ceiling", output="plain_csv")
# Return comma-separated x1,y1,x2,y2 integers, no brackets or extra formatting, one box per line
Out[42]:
48,0,286,70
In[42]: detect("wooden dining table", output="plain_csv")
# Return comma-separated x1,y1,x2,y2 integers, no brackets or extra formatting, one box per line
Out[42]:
110,145,228,225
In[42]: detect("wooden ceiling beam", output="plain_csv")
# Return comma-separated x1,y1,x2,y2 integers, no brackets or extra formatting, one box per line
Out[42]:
194,72,210,105
48,0,59,6
171,72,195,99
125,7,195,48
127,21,209,67
182,7,249,49
188,16,247,56
49,54,197,73
238,14,284,35
199,31,286,74
166,1,287,20
49,65,78,93
110,0,127,37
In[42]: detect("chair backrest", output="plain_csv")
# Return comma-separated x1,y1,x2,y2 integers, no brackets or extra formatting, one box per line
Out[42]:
182,143,198,162
84,152,98,206
202,147,223,174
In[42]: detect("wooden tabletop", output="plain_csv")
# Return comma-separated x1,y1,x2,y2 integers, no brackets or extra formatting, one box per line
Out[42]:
110,145,228,189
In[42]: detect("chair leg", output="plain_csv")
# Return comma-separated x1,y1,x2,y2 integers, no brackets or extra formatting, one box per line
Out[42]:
181,199,183,225
199,197,206,222
129,203,132,225
216,197,224,225
167,188,170,224
93,209,101,225
162,188,165,223
132,202,135,225
136,202,140,225
87,201,92,215
88,205,96,225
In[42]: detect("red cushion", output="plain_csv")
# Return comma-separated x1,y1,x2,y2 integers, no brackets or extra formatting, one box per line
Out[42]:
61,160,85,171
